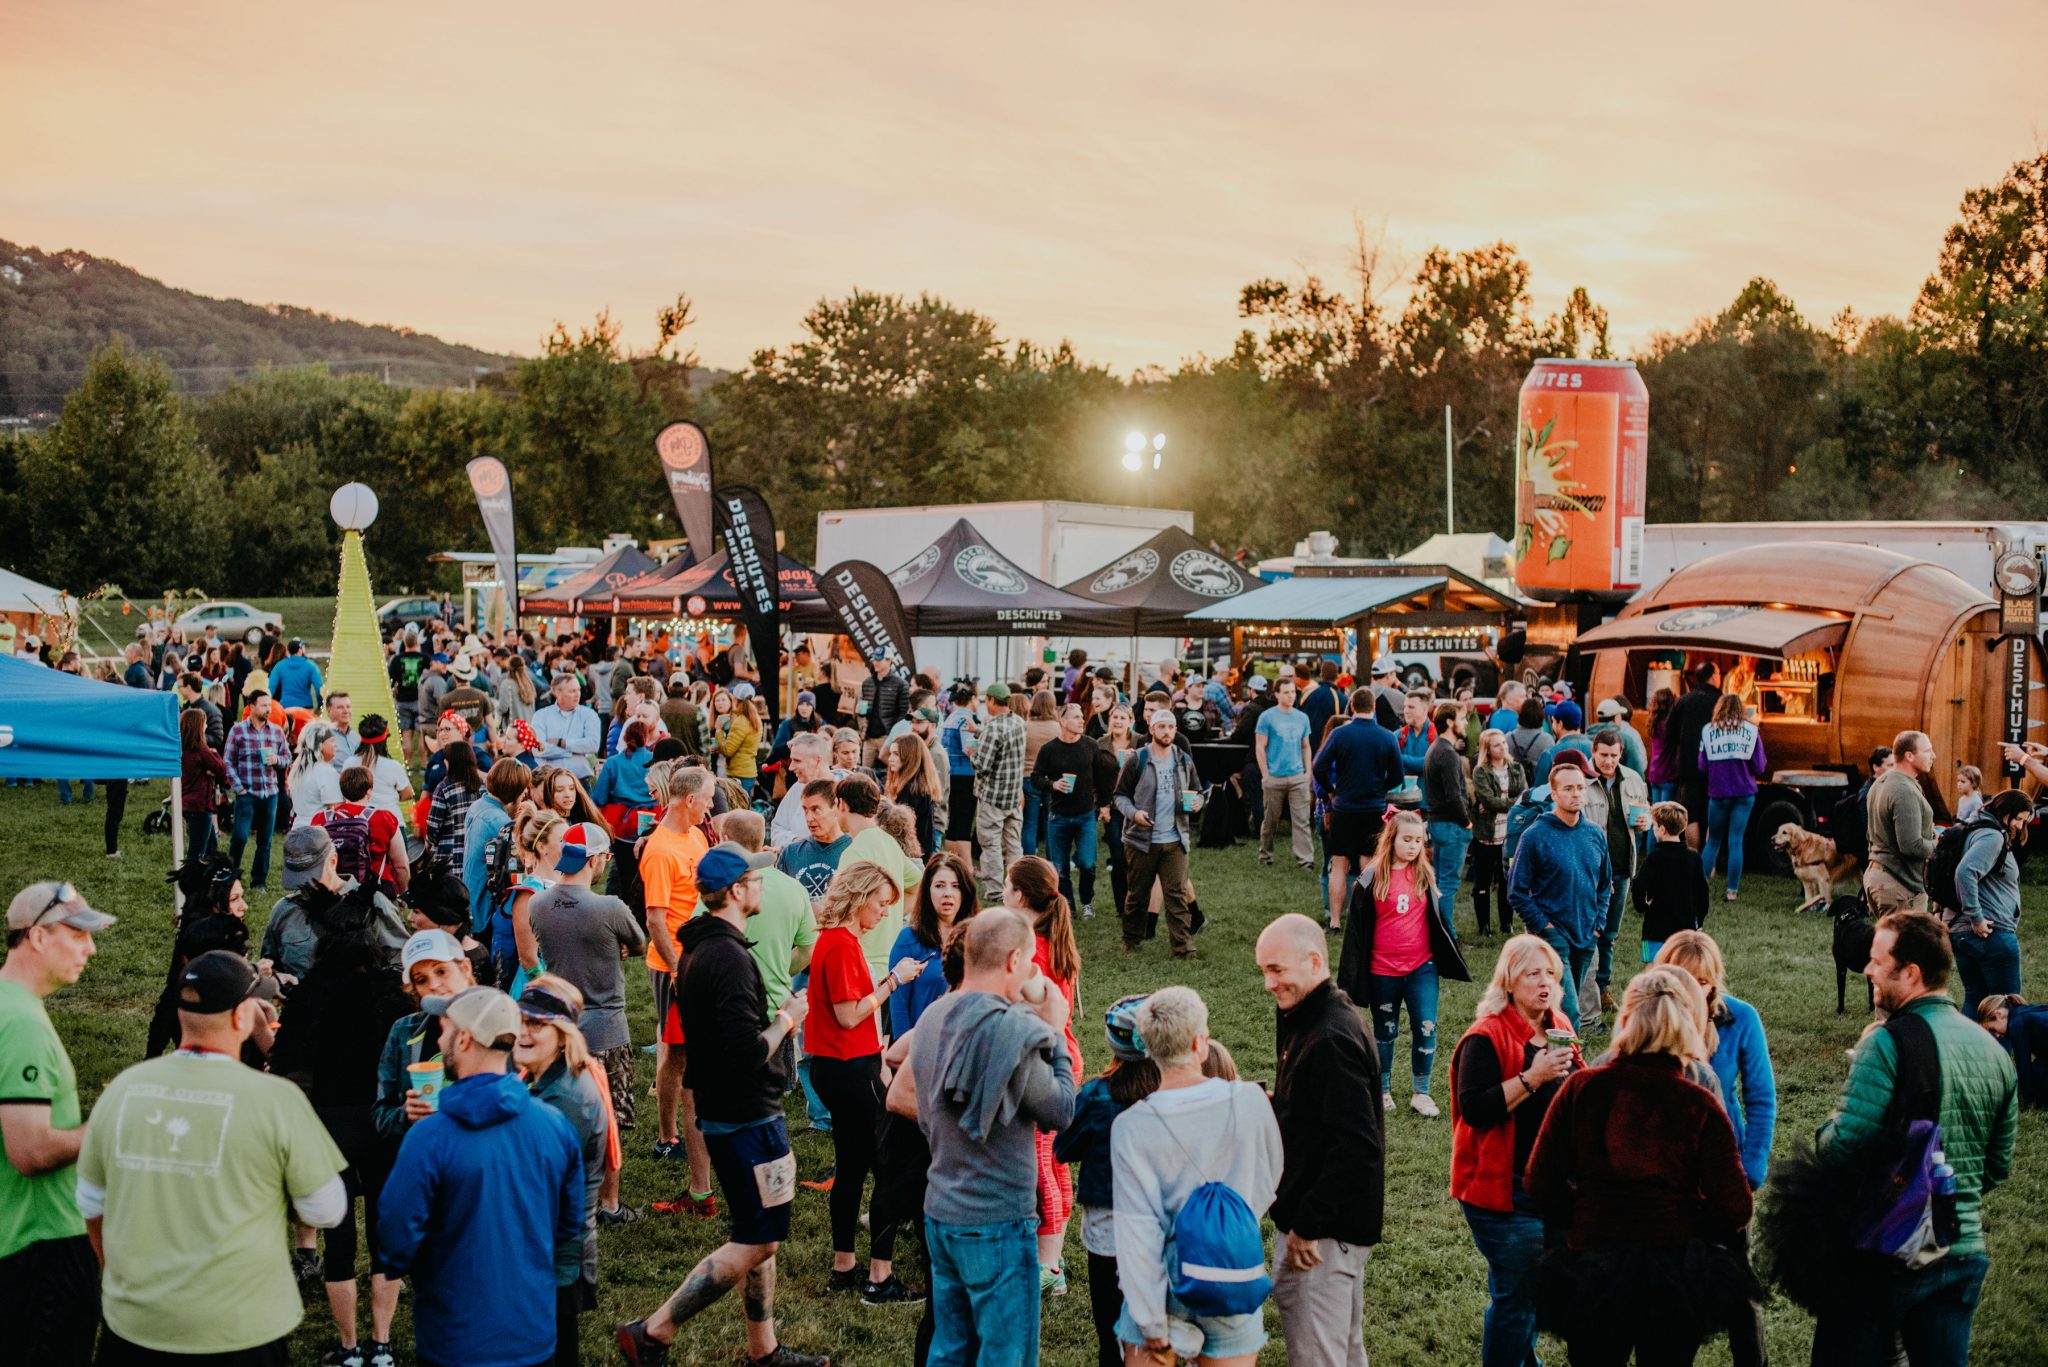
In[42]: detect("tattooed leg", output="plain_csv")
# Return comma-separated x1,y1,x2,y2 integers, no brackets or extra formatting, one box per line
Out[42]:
646,1253,740,1340
743,1257,778,1359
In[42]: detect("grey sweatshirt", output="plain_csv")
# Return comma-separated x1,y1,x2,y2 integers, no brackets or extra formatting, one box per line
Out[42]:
1951,826,2020,934
1868,769,1937,890
913,990,1076,1225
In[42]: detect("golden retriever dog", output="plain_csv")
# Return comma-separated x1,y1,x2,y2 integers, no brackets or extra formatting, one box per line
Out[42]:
1772,822,1858,909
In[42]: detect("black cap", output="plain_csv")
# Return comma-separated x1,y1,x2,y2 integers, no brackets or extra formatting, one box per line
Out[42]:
177,950,259,1014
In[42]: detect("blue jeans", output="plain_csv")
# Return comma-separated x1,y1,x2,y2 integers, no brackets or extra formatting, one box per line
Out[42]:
1811,1252,1986,1367
1594,877,1630,990
185,813,216,864
1952,929,2021,1021
927,1215,1040,1367
1540,931,1595,1030
1428,822,1472,943
228,792,278,889
1045,810,1098,908
1021,786,1047,856
790,974,833,1131
58,778,95,803
1368,961,1440,1093
1648,781,1675,804
1701,794,1755,893
1461,1200,1543,1367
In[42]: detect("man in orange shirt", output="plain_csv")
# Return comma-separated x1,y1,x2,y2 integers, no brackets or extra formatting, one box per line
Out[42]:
641,761,717,1216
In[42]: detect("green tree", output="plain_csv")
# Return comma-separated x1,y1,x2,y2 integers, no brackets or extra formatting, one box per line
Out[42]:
515,314,666,546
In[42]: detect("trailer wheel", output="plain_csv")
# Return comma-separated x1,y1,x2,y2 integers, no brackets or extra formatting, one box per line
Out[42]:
1401,664,1432,691
1746,791,1812,878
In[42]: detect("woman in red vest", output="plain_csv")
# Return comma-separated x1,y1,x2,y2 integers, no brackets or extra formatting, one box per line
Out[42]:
1448,934,1582,1367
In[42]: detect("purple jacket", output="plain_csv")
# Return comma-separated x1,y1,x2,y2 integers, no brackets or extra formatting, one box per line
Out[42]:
1698,723,1767,799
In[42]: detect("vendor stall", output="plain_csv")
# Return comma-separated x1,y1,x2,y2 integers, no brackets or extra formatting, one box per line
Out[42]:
522,543,660,615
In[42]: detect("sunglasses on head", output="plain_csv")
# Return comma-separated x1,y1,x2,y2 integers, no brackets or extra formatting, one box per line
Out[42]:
30,883,79,928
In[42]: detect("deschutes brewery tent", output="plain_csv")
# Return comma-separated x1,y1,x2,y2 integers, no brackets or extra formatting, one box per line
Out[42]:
0,653,180,780
523,544,661,614
1059,525,1252,635
603,550,834,629
886,519,1129,636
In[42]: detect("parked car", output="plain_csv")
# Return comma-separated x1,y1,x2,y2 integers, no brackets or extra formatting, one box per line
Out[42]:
377,596,448,639
173,600,283,645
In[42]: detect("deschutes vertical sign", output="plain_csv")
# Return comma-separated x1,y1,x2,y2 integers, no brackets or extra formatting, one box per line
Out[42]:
820,560,918,676
464,457,519,630
656,421,716,562
715,485,781,720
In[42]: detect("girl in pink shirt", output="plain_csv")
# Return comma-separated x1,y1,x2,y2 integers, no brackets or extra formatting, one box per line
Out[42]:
1360,810,1453,1117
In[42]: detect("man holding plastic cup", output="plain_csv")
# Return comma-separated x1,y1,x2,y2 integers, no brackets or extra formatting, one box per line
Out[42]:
372,930,477,1139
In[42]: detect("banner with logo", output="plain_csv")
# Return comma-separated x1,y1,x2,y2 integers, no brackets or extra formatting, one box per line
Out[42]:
656,421,716,562
464,456,519,631
820,560,918,676
714,484,782,719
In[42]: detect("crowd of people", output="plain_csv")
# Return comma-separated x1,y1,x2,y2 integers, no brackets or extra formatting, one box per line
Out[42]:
0,622,2035,1367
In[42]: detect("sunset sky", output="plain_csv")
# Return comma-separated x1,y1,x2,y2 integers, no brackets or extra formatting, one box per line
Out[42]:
7,1,2046,373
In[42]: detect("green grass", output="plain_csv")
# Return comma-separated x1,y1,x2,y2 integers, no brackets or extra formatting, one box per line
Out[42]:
74,596,336,658
7,783,2047,1365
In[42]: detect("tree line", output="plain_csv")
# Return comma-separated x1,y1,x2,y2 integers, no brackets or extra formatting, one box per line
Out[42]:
1,152,2042,599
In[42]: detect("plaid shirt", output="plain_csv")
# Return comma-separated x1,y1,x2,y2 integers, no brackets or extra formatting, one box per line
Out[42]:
426,778,481,868
972,710,1028,806
223,719,287,797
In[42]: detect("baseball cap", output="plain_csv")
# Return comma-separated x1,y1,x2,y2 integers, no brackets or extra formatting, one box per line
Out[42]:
281,826,334,891
1371,656,1398,677
6,881,117,934
1247,675,1269,693
984,683,1011,704
401,928,468,975
1550,700,1584,730
423,986,520,1049
430,652,451,665
1548,749,1594,777
914,705,940,724
730,682,756,701
1104,994,1150,1062
1596,698,1627,720
697,842,775,896
556,822,612,874
177,950,259,1013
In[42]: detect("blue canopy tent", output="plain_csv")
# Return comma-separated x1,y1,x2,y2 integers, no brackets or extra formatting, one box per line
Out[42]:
0,653,181,780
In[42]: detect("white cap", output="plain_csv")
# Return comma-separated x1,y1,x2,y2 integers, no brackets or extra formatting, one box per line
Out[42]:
401,928,466,975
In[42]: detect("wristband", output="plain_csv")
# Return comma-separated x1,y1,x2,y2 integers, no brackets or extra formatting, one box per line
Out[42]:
1516,1071,1531,1092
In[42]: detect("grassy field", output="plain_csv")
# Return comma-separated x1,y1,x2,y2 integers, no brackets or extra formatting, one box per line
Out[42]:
6,783,2047,1365
74,596,336,658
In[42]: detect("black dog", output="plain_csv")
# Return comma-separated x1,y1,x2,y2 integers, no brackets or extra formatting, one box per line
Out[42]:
1831,894,1875,1014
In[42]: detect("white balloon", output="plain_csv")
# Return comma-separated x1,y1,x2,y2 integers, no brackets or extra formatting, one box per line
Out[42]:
329,483,379,530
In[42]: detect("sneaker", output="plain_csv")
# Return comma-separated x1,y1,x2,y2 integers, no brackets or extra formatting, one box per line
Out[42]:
105,850,123,859
291,1247,321,1286
825,1267,866,1295
1080,903,1094,918
614,1319,670,1366
651,1138,684,1161
597,1203,645,1227
861,1276,925,1306
366,1343,396,1367
748,1348,831,1367
1258,854,1274,866
1599,987,1617,1014
800,1168,836,1192
1410,1093,1441,1119
1382,1092,1395,1112
1039,1264,1068,1297
319,1347,364,1367
650,1192,719,1218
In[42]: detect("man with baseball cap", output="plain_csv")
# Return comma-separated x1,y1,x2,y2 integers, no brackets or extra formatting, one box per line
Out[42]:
1594,696,1648,774
80,951,348,1364
616,844,826,1367
1,882,114,1362
378,986,584,1367
1368,657,1405,730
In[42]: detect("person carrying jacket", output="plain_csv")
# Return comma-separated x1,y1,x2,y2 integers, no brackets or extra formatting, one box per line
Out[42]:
1255,914,1383,1367
378,987,583,1367
1506,752,1611,1031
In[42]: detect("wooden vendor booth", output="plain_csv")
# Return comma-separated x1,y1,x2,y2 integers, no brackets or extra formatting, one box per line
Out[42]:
1580,541,2045,853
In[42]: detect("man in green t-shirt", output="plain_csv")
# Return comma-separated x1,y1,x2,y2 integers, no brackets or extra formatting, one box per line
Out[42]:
79,951,347,1362
1,881,116,1363
715,814,816,1014
834,773,921,983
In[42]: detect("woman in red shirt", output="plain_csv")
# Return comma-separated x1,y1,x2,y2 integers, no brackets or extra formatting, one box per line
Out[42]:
807,859,927,1304
1002,855,1082,1296
1336,809,1470,1119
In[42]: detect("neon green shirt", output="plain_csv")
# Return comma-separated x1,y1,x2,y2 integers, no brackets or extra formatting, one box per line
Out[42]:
749,868,819,1014
0,979,84,1257
845,826,921,980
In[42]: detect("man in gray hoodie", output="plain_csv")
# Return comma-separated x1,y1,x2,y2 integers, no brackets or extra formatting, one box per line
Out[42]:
904,910,1075,1366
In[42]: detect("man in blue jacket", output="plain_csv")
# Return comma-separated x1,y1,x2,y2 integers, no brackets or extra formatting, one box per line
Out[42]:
1311,688,1405,932
1506,752,1611,1029
379,986,584,1367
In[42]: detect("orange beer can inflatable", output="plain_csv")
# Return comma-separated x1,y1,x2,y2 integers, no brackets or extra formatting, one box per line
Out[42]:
1512,358,1649,602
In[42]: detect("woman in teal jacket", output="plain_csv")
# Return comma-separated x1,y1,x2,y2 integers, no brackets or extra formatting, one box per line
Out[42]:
1657,930,1776,1187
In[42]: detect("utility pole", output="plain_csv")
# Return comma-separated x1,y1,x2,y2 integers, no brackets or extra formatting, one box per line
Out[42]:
1443,405,1455,534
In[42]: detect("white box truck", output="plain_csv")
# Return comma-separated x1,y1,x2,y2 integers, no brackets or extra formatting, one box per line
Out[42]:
815,500,1195,684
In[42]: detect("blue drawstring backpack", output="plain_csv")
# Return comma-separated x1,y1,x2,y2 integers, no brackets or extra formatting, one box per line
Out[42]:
1140,1093,1272,1317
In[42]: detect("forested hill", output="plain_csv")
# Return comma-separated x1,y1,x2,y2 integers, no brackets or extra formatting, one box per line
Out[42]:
0,239,515,418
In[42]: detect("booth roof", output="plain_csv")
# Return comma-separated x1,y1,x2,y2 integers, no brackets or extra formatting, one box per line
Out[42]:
0,653,180,780
1188,572,1464,626
1058,525,1252,635
0,566,76,617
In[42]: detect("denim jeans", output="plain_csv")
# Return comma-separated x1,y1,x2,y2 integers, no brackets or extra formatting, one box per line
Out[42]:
1045,810,1098,908
1368,961,1440,1093
1702,794,1756,893
57,778,95,803
1461,1200,1543,1367
1810,1252,1986,1367
228,792,278,889
1541,931,1596,1030
1594,877,1631,991
1648,781,1675,804
1952,929,2022,1020
926,1215,1040,1367
1021,785,1046,857
1428,822,1472,943
184,813,216,864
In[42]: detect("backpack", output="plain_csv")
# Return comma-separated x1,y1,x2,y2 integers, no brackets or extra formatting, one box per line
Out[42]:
1505,728,1542,786
322,806,379,888
1849,1010,1960,1268
476,829,518,938
1503,785,1554,870
1832,784,1871,862
1137,1094,1272,1318
1926,815,2008,913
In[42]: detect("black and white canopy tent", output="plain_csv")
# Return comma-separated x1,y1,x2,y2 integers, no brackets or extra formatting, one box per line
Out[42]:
1059,525,1253,636
886,519,1130,636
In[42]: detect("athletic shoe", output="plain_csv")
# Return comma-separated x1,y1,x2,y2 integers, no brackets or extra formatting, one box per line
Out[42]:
650,1192,719,1218
614,1319,670,1366
1381,1092,1395,1112
292,1247,321,1287
748,1348,831,1367
366,1343,395,1367
651,1138,684,1161
1410,1093,1441,1119
318,1346,363,1367
800,1166,836,1192
1080,903,1094,918
1258,855,1274,866
825,1267,866,1295
105,850,123,859
1599,988,1617,1014
597,1203,645,1227
861,1276,924,1306
1039,1264,1068,1297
